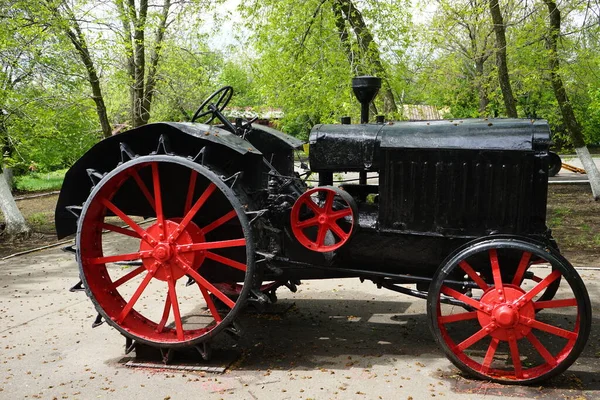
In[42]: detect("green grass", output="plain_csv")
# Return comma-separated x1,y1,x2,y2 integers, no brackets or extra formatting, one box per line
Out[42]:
14,169,67,192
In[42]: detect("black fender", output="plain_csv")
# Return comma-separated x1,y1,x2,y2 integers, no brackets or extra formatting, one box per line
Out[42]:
55,122,264,239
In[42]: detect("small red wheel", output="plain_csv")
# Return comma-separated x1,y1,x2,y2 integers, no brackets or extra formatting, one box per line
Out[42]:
290,186,357,252
428,238,591,384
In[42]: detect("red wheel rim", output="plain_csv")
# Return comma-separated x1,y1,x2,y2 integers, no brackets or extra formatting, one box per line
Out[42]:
290,186,356,252
432,243,589,383
78,157,252,346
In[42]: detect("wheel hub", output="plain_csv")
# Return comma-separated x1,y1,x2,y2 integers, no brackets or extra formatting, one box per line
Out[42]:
153,243,172,261
477,285,535,341
493,305,518,328
139,219,205,282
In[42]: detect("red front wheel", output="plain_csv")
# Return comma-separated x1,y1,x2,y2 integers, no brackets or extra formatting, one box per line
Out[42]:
290,186,357,252
427,238,591,384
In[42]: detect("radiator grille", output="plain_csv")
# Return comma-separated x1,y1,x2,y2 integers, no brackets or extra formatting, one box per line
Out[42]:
379,149,548,237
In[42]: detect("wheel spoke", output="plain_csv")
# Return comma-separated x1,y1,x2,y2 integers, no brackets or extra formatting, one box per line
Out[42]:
303,197,323,215
324,190,335,211
111,266,145,289
184,170,198,214
117,268,157,323
296,216,319,229
530,275,543,283
534,298,578,310
156,291,172,333
131,169,156,212
151,163,165,235
328,221,348,241
511,251,532,286
489,249,504,296
205,251,247,272
441,285,485,312
101,223,141,239
508,336,523,379
439,311,478,324
167,276,184,341
316,224,328,247
199,285,222,323
458,260,489,291
202,210,237,234
88,251,150,265
172,183,217,241
329,209,352,220
456,324,493,351
100,197,156,243
517,270,561,306
481,337,500,373
521,317,578,340
181,259,235,308
526,332,557,367
187,238,246,252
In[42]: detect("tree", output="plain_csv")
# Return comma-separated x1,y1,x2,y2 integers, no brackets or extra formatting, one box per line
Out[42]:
542,0,600,200
239,0,411,136
425,0,495,117
488,0,517,117
332,0,397,113
115,0,172,127
44,0,112,138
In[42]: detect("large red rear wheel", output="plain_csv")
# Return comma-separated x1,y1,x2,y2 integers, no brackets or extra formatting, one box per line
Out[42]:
427,238,591,384
77,155,254,348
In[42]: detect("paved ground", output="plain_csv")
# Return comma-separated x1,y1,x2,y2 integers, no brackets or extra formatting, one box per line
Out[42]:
0,244,599,400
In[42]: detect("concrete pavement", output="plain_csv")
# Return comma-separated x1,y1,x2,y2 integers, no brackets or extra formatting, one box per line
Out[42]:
0,244,599,400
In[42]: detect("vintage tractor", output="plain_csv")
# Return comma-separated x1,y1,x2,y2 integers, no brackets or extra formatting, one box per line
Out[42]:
56,77,591,384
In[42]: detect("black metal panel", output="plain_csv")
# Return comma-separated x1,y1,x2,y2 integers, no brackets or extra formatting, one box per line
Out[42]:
378,149,549,237
379,119,550,151
308,119,551,173
309,123,383,171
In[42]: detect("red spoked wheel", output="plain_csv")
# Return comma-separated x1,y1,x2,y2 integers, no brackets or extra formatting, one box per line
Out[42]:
290,186,358,252
427,238,591,384
78,155,254,348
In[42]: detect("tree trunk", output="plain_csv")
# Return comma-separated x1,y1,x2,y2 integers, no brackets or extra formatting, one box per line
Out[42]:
475,56,489,116
0,170,30,239
47,2,112,138
489,0,518,117
335,0,397,115
543,0,600,200
140,0,171,125
117,0,170,128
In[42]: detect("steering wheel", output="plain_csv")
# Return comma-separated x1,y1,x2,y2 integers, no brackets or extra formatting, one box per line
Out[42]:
191,86,234,124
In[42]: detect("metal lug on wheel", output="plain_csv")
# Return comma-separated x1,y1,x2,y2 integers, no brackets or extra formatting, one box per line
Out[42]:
91,313,104,328
190,146,206,165
222,171,243,188
248,289,270,312
225,321,243,339
195,342,211,361
160,348,175,364
86,168,105,187
69,279,84,292
185,275,196,287
124,337,135,355
119,142,137,162
65,205,83,219
284,280,298,293
156,134,172,155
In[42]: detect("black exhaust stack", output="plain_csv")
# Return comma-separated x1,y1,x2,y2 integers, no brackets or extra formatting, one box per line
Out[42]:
352,76,381,124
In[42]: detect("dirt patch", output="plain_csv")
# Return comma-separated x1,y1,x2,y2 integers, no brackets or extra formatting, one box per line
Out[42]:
547,184,600,266
0,193,69,258
0,186,599,264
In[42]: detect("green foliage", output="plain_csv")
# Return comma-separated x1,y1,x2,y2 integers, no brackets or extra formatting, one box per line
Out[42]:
14,169,66,192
